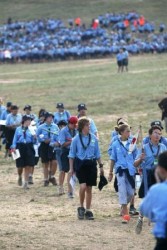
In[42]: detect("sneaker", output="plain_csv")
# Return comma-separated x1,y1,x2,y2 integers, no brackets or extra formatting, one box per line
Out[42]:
18,176,22,186
122,218,128,224
44,180,49,187
135,217,143,234
49,177,57,186
28,176,34,185
129,206,139,216
67,192,74,198
85,210,94,220
23,183,29,190
58,187,65,196
77,207,85,220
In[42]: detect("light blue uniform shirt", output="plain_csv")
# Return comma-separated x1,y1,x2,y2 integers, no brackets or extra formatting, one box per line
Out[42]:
140,181,167,239
69,133,101,160
50,130,60,148
143,136,167,147
136,142,166,170
54,110,70,124
59,125,77,149
1,110,10,120
0,105,6,119
11,126,36,148
116,53,123,61
37,123,59,142
110,138,137,176
6,113,22,126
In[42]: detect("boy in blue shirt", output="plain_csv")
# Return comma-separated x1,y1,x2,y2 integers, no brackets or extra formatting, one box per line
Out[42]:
69,117,104,220
116,49,123,73
140,151,167,250
37,112,59,186
54,103,70,125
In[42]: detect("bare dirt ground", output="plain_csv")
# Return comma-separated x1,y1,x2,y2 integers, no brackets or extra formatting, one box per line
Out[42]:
0,149,155,250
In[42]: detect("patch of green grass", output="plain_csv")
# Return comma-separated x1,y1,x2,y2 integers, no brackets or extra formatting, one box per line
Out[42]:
0,54,167,162
0,0,167,25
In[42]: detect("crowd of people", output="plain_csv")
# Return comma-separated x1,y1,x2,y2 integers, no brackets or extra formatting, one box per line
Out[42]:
0,11,167,63
0,97,167,249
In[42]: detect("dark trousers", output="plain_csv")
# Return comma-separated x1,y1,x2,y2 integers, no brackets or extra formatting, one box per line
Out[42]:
155,238,167,250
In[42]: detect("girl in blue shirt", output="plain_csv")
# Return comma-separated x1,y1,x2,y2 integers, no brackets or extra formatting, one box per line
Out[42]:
134,125,166,234
11,115,36,189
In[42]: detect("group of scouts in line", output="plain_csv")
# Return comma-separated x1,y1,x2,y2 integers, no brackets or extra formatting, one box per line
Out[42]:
0,98,167,250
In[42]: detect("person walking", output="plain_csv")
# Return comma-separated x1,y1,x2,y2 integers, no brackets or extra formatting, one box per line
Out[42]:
37,112,59,186
11,115,36,189
69,117,104,220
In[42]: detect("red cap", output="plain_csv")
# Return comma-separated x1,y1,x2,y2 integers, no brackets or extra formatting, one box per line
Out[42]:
68,116,78,125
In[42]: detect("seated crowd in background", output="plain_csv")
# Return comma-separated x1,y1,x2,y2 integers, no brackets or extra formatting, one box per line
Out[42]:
0,11,167,63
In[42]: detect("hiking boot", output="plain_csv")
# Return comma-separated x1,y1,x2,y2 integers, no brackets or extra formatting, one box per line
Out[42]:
44,180,49,187
129,205,139,216
28,176,34,185
18,176,22,186
68,192,74,198
49,177,57,186
85,210,94,220
135,217,143,234
77,207,85,220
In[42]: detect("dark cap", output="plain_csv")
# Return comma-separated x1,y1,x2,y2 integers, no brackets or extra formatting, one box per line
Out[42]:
11,105,19,110
98,175,108,191
68,116,78,125
6,102,12,107
22,115,33,122
78,103,87,111
57,120,67,126
24,105,31,111
150,120,163,129
56,103,64,109
44,112,54,120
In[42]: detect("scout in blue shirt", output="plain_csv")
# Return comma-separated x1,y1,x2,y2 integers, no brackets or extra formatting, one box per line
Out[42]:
59,116,78,198
5,105,22,157
77,103,98,138
0,98,7,150
54,103,70,125
11,115,36,189
135,125,166,234
108,124,137,223
122,48,129,72
143,120,167,147
69,117,104,220
116,49,123,73
140,151,167,249
37,112,59,187
23,105,38,124
0,102,12,152
50,120,67,195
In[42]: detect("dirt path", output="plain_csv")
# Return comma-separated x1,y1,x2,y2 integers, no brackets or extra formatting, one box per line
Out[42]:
0,152,155,250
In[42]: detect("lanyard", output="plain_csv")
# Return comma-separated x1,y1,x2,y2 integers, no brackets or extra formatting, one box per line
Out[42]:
22,127,27,141
118,140,129,157
79,133,91,150
149,143,160,158
68,128,76,138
